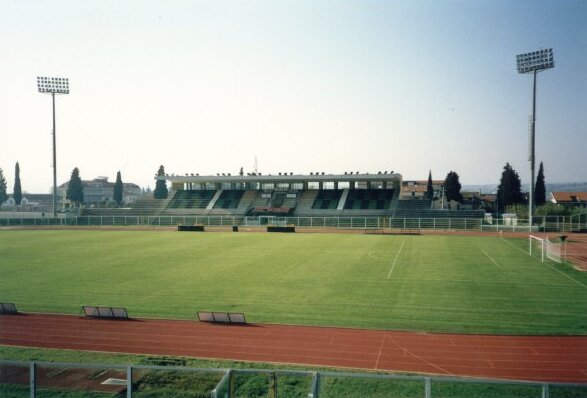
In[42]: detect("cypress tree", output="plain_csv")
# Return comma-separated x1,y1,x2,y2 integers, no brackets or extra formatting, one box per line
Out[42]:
66,167,84,206
0,168,7,204
426,170,434,200
13,162,22,206
535,162,546,207
154,165,168,199
113,171,123,206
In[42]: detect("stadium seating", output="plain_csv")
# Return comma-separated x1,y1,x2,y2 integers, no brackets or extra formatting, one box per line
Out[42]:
213,190,245,209
312,190,343,209
270,192,286,207
235,190,259,212
294,190,319,212
251,192,272,207
72,187,482,220
167,190,216,209
282,195,298,209
343,189,394,210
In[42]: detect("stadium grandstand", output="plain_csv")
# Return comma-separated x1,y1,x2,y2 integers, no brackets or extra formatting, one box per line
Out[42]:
148,171,485,219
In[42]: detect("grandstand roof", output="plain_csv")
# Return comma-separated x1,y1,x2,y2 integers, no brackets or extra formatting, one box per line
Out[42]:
162,172,402,184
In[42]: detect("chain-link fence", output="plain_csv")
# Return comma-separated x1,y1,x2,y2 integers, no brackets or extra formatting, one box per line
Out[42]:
2,213,586,233
2,361,585,397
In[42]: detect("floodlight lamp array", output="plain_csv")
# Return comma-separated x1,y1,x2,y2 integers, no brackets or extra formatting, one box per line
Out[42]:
37,76,69,94
516,49,554,74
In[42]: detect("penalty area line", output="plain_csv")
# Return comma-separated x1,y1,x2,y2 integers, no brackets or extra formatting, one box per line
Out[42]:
482,249,501,268
387,241,405,279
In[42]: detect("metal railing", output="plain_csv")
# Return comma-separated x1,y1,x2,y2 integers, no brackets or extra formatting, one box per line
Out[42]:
0,214,585,233
1,360,585,398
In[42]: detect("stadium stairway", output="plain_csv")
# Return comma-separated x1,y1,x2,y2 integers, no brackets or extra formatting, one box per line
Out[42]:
292,190,318,216
206,191,223,210
235,190,258,213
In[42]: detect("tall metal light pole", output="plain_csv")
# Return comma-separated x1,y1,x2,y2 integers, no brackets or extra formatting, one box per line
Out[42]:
516,48,554,229
37,76,69,218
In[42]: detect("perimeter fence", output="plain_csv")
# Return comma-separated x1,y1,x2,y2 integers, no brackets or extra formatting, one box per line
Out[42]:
1,214,585,233
1,360,586,398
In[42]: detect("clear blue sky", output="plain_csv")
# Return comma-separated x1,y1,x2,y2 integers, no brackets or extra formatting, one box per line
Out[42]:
1,0,585,193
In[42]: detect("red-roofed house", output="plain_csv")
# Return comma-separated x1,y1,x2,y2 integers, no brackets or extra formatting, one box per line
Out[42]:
400,180,444,199
550,192,587,208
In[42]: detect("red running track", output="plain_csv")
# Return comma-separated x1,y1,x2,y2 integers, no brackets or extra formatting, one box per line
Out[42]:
1,313,586,383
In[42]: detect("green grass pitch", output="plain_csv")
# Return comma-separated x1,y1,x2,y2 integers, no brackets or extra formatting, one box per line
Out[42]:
1,230,586,334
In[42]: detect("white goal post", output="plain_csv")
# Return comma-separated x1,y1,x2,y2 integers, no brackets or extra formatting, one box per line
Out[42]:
529,235,564,263
529,235,544,262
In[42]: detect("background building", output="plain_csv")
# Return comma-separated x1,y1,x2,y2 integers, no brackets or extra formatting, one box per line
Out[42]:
550,192,587,208
57,177,141,206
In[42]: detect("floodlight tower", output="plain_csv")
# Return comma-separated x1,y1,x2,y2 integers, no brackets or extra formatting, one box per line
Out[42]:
37,76,70,217
516,48,554,229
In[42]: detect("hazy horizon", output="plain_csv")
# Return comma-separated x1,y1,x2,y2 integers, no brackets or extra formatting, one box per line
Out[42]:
2,1,586,194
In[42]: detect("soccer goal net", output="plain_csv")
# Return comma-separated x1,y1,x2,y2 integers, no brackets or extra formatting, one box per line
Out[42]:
529,235,563,263
545,237,563,263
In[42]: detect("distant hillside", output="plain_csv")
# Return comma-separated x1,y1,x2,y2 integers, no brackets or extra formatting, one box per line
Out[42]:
545,182,587,192
462,182,587,194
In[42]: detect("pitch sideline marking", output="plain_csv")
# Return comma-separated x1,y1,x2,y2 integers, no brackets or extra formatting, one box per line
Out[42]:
501,237,587,290
387,241,405,279
482,249,501,268
542,260,587,290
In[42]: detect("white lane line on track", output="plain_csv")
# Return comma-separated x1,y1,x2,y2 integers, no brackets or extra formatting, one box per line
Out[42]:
387,335,453,376
387,241,405,279
374,334,386,370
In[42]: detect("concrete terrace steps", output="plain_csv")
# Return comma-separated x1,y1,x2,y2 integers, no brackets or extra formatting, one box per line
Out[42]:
396,198,432,210
82,197,169,216
393,208,485,219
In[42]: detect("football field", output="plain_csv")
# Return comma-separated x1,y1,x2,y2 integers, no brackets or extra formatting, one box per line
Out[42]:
1,229,586,334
